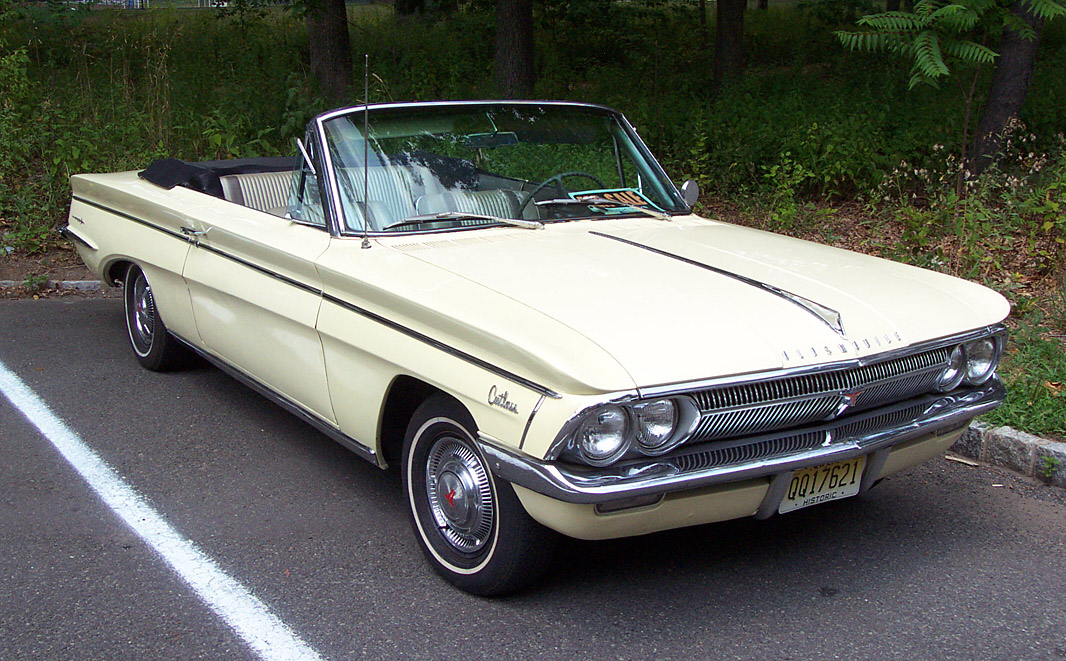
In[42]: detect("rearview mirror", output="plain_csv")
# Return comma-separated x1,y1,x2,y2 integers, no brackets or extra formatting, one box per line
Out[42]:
464,132,519,149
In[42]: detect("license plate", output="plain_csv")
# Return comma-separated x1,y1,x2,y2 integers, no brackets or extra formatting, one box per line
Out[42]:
778,456,866,514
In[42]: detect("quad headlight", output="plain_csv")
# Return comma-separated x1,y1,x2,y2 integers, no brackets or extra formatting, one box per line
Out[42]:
937,334,1004,392
936,345,966,392
634,399,678,453
576,405,629,466
568,397,699,466
964,337,998,385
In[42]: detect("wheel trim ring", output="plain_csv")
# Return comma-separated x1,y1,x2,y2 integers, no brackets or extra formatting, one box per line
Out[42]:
134,279,155,345
425,436,494,555
126,269,156,356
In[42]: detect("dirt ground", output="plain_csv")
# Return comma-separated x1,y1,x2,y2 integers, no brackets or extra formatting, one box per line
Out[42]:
0,242,117,299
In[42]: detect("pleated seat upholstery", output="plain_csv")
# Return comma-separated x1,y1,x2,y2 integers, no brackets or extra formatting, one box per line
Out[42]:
219,171,294,215
337,165,447,229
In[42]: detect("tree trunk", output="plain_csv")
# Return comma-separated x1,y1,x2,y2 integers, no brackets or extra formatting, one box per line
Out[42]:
712,0,745,94
495,0,535,98
970,0,1043,175
307,0,353,103
699,0,707,47
395,0,425,16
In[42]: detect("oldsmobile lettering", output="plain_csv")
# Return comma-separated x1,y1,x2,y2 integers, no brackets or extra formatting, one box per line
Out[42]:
488,385,519,414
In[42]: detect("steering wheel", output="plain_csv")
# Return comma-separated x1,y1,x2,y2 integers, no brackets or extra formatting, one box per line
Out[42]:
516,171,607,217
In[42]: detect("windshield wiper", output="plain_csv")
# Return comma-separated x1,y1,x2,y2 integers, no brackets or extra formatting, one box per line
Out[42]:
385,211,543,231
534,197,672,221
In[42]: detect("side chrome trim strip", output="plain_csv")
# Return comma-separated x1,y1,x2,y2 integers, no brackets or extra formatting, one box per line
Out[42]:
478,380,1003,505
169,332,378,464
193,242,323,297
73,196,189,243
519,395,546,451
58,226,97,251
321,293,560,399
590,231,846,336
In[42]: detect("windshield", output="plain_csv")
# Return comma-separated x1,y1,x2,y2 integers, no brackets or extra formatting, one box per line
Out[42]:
319,103,688,233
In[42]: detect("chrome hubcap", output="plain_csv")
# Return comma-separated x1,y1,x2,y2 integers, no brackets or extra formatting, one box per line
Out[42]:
426,437,493,553
132,273,155,347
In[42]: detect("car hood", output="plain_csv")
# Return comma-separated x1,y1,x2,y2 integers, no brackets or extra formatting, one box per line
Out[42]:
382,215,1009,391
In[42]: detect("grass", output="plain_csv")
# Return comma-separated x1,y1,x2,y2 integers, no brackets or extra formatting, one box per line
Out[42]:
984,312,1066,438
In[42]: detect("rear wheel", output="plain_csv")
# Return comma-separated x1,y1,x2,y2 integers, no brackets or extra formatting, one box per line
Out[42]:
402,395,555,596
123,263,186,371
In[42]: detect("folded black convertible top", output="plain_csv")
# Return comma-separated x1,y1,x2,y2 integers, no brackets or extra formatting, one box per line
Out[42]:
139,156,297,199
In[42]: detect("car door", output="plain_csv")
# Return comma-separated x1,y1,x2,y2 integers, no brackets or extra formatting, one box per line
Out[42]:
181,174,336,425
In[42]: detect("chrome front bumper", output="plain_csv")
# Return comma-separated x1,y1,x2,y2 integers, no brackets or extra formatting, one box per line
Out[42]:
478,380,1004,506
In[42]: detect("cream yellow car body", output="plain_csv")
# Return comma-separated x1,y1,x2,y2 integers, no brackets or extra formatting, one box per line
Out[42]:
68,169,1009,529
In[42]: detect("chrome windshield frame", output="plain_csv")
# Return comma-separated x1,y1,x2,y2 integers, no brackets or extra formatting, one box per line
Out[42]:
308,100,689,238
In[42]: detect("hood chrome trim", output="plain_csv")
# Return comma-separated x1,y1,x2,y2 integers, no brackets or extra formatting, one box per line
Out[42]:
590,231,847,337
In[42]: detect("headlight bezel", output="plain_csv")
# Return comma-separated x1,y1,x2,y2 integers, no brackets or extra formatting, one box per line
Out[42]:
575,404,630,466
936,345,966,392
561,396,700,466
963,336,999,385
937,332,1005,392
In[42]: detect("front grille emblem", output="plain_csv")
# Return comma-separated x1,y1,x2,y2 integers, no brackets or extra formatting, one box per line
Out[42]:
833,390,864,418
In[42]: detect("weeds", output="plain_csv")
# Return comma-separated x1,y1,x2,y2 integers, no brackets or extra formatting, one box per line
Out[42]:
1040,454,1062,481
21,273,48,292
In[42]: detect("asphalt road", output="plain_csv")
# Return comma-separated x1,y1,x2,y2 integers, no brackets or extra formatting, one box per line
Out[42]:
1,298,1065,661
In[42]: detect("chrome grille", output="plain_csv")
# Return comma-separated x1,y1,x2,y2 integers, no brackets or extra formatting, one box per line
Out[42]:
690,347,948,443
672,402,928,473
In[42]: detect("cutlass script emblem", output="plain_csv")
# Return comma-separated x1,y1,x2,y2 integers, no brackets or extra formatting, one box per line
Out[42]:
488,385,519,414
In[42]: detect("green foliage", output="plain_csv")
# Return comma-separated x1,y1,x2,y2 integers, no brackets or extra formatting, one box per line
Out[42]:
872,120,1066,279
1039,454,1062,480
836,0,1005,89
21,273,49,292
984,312,1066,438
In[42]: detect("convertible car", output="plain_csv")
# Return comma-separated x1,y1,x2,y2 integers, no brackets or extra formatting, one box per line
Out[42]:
65,101,1009,595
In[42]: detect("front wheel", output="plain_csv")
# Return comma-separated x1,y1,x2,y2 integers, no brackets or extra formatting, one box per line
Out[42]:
402,395,555,596
123,263,186,372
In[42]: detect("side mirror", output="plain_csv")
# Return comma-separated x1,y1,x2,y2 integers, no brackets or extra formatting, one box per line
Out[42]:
681,180,699,207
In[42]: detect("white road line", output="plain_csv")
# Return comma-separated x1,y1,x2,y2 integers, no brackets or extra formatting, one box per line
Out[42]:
0,360,324,661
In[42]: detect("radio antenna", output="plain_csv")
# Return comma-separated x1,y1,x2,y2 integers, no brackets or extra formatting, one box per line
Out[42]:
361,53,371,249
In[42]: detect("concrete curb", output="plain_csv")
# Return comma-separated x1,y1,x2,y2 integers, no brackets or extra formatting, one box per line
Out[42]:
0,279,103,292
954,422,1066,488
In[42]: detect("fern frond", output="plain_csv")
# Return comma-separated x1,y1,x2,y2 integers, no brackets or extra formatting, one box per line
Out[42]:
908,66,940,90
1002,13,1039,40
858,14,928,31
940,38,998,63
911,30,951,78
1023,0,1066,19
965,0,997,13
913,0,938,18
930,4,981,31
836,30,909,53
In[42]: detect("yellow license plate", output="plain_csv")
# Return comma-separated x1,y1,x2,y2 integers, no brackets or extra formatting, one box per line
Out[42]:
778,456,866,514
